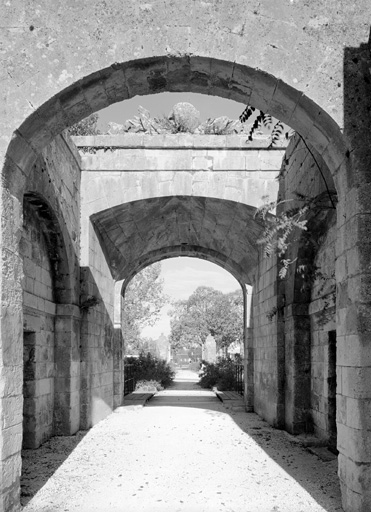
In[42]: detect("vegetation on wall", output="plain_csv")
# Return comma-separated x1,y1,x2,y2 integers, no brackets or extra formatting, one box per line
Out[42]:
118,104,243,135
239,105,337,280
68,102,289,143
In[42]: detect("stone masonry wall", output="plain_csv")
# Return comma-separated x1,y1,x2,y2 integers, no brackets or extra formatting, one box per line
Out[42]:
21,131,120,436
25,133,81,303
252,252,284,427
1,2,370,510
279,134,337,439
21,133,81,448
80,225,116,429
21,202,56,449
310,223,336,443
77,134,282,218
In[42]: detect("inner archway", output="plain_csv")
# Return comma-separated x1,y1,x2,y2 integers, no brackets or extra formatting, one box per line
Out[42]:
119,255,248,395
91,195,266,285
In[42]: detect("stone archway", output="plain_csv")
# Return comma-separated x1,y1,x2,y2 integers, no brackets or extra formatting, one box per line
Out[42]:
118,250,251,403
8,55,346,184
21,193,77,450
90,196,264,284
274,133,338,439
20,146,80,448
1,4,367,507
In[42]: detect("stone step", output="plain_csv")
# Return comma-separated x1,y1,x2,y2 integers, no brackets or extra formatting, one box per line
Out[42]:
214,390,245,412
123,392,155,407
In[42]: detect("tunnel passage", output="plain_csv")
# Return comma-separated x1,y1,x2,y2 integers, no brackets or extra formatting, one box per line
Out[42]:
90,196,266,284
1,0,369,507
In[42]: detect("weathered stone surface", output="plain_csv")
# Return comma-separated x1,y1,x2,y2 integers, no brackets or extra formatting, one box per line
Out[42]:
1,2,371,511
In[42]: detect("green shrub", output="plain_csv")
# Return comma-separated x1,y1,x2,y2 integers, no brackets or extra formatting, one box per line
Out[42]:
199,357,240,391
126,352,175,389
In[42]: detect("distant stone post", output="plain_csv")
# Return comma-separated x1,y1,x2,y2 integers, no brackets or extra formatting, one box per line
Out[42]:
244,286,253,412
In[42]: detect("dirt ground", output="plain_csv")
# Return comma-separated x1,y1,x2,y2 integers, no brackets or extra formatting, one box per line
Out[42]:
21,371,343,512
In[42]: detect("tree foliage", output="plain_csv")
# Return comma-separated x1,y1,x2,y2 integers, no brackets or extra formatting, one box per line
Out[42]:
208,290,244,349
123,263,167,353
239,105,291,147
240,105,337,279
168,286,243,351
254,194,310,279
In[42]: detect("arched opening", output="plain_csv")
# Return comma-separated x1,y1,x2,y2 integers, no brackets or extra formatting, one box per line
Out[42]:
273,133,338,443
20,191,80,505
0,54,348,511
4,0,371,505
7,56,346,183
21,195,59,449
119,256,248,396
90,195,266,284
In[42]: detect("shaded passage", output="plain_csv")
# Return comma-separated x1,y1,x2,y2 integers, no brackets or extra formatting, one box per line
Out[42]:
23,371,342,512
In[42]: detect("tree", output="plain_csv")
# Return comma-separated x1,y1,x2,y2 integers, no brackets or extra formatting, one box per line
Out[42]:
122,263,167,354
169,304,209,349
169,287,222,349
168,286,243,352
208,291,244,352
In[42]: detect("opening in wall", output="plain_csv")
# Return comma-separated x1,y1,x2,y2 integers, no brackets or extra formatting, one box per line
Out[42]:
23,331,36,449
327,330,337,454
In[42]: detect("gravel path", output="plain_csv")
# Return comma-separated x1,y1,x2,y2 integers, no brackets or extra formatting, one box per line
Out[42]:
22,371,343,512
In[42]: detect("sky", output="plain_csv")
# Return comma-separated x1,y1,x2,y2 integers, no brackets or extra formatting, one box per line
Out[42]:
97,91,246,131
97,93,245,339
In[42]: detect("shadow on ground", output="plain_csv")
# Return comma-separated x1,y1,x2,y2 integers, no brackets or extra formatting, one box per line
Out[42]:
147,370,343,512
21,369,342,511
21,431,87,507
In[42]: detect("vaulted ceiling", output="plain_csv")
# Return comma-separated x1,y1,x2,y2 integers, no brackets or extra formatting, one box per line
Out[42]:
91,195,266,285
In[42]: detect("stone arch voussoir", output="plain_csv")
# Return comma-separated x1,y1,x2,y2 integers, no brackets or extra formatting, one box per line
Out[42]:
7,56,347,197
120,245,249,296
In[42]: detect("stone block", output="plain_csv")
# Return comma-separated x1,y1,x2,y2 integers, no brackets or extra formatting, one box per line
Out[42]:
2,423,22,459
2,396,23,430
2,452,22,493
23,291,38,310
6,133,38,174
191,155,213,171
342,396,371,430
337,422,371,463
213,151,245,171
36,378,52,397
337,334,371,367
339,478,371,512
37,297,45,312
339,452,371,496
270,79,302,127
